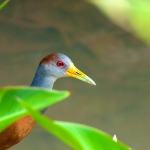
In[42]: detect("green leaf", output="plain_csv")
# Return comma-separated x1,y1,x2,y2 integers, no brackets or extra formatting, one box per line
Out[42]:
0,86,69,131
0,0,9,10
89,0,150,46
89,0,131,31
18,98,131,150
129,1,150,44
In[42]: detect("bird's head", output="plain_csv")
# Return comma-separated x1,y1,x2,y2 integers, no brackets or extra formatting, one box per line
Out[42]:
38,53,96,85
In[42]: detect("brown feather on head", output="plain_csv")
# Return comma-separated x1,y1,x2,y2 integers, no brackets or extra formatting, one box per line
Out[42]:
39,53,58,65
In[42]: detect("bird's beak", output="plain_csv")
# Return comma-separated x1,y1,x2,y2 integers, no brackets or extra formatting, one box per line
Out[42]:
66,63,96,85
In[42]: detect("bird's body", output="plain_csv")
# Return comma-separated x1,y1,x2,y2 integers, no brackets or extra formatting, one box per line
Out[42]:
0,53,95,150
0,116,35,150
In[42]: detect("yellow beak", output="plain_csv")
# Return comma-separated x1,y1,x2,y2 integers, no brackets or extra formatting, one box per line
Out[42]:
66,63,96,85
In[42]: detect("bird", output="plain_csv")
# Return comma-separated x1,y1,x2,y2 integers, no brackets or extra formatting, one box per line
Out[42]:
0,52,96,150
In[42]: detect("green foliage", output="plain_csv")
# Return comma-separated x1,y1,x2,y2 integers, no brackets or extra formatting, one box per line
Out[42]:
0,86,69,131
129,1,150,43
89,0,150,46
0,86,131,150
18,98,130,150
0,0,9,10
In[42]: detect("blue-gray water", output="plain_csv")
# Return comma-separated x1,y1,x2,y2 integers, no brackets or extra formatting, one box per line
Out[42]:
1,0,150,150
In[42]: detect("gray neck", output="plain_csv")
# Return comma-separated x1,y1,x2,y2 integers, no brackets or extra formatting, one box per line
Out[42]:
31,73,56,89
30,65,57,89
30,66,57,113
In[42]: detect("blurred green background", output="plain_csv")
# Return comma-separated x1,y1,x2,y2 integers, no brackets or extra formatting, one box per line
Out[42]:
1,0,150,150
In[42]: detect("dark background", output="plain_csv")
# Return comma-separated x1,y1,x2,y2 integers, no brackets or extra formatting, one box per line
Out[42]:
1,0,150,150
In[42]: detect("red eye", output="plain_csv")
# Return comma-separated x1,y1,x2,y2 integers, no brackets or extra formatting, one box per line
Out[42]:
56,60,65,67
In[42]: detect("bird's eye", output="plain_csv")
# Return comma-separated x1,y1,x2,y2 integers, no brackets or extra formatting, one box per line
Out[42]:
56,60,65,67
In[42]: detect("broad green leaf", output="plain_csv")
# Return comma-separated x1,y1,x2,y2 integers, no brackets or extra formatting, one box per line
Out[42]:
0,86,69,131
18,98,131,150
0,0,9,10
